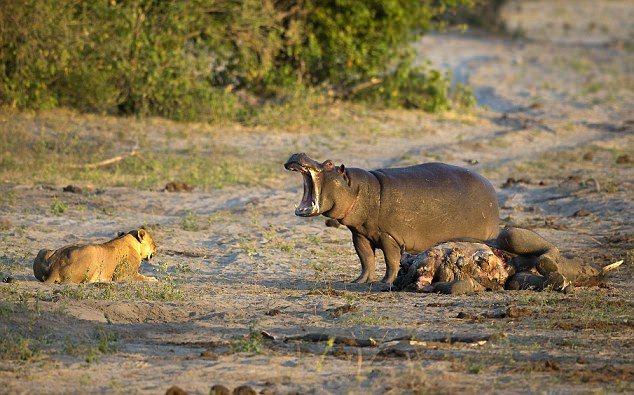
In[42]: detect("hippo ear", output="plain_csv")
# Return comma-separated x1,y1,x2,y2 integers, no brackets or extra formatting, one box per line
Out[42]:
323,160,334,171
339,164,351,186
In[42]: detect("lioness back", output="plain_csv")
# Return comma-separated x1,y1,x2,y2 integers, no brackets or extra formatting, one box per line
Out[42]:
34,228,157,284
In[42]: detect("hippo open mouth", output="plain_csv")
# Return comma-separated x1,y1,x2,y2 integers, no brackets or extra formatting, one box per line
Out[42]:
284,153,322,217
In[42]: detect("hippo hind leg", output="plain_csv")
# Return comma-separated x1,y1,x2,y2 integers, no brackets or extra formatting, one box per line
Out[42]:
496,226,599,284
496,227,559,256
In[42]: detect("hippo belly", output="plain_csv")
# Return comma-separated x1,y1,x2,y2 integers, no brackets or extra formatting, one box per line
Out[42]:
371,162,499,252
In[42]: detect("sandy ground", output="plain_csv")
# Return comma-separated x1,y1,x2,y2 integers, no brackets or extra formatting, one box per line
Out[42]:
1,1,633,394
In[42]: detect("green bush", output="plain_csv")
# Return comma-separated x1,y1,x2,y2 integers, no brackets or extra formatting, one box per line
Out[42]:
0,0,475,121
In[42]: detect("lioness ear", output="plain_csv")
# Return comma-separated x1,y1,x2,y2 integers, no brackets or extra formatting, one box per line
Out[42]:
117,231,125,238
323,160,334,171
137,229,147,241
128,229,143,243
338,164,345,173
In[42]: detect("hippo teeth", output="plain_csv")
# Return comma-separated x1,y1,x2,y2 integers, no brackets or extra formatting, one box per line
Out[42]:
294,169,319,216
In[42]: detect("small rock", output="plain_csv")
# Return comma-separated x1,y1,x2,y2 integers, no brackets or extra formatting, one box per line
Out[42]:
265,308,281,316
209,385,231,395
571,208,591,217
616,154,631,164
544,360,560,371
582,152,594,161
576,356,587,364
501,177,531,188
327,304,358,318
200,350,218,360
505,306,531,318
233,385,257,395
2,276,15,283
63,184,83,194
456,311,478,320
165,385,188,395
0,218,11,230
165,181,194,192
464,159,479,165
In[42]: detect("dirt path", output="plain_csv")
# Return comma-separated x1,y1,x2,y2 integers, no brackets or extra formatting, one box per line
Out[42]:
1,1,632,394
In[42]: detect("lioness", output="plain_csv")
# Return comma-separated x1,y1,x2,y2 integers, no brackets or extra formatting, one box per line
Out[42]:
33,228,157,284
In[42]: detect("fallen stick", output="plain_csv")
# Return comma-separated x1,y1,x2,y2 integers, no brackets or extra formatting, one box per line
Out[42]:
284,333,378,347
387,333,503,344
69,149,139,170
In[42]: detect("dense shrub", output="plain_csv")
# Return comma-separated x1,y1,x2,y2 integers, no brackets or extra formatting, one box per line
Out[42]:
0,0,475,121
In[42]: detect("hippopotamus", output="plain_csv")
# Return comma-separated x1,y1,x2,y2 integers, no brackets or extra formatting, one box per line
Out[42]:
284,153,613,288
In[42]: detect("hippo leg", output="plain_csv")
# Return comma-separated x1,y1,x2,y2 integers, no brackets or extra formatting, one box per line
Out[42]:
352,233,376,283
497,226,560,257
379,235,401,285
496,227,599,284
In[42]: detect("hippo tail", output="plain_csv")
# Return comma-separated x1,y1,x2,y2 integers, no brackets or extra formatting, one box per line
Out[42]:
33,249,54,282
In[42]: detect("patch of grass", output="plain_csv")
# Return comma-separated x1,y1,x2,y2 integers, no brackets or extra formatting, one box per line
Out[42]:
468,363,483,374
181,211,200,232
342,312,391,326
231,329,264,354
134,280,184,301
0,110,282,189
0,335,41,361
64,328,119,364
238,239,259,257
0,190,17,206
50,197,68,216
55,279,184,302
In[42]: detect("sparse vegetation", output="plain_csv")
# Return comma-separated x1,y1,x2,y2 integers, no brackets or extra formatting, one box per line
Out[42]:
50,197,68,216
51,280,183,302
231,329,264,354
0,335,41,361
181,211,201,232
64,328,119,364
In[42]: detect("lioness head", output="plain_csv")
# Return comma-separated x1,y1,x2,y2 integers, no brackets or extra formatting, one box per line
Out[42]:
118,228,157,260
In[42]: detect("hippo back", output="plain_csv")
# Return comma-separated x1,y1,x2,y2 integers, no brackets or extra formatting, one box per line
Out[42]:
370,162,499,252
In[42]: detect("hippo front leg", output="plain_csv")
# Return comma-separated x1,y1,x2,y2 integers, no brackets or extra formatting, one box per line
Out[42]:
351,233,376,283
379,234,401,285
